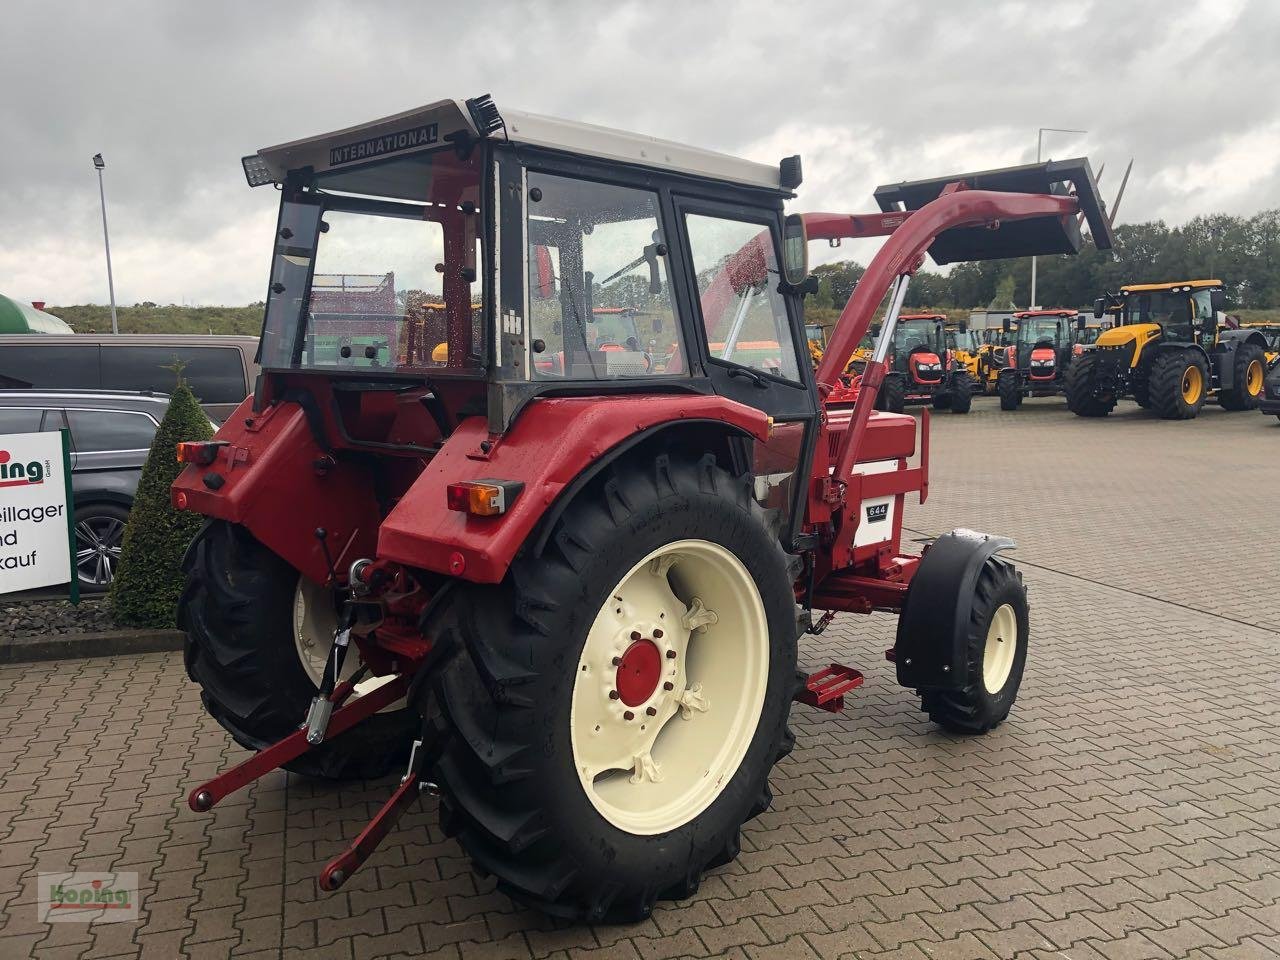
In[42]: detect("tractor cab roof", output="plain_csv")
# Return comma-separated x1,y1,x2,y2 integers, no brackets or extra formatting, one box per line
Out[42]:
1121,280,1222,294
1012,309,1078,319
243,95,790,195
900,313,948,322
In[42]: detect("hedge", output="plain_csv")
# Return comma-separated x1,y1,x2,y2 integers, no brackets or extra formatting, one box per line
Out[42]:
109,382,213,627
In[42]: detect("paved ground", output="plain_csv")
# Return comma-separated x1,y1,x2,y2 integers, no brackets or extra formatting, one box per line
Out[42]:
2,395,1278,960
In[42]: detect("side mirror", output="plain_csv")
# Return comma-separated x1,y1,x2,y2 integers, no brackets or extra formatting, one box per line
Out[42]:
1002,318,1012,333
782,213,809,287
1210,289,1226,313
958,322,968,333
870,322,882,338
1093,297,1106,320
1077,316,1087,331
533,245,555,300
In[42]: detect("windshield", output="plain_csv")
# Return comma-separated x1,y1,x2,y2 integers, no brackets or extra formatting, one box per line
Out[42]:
1017,318,1065,346
893,318,942,355
258,148,485,374
1078,326,1101,345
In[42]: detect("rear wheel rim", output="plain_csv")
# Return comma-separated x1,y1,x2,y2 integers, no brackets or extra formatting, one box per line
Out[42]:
982,603,1017,694
75,516,125,586
1181,364,1203,404
1246,359,1263,396
570,539,769,836
292,578,400,707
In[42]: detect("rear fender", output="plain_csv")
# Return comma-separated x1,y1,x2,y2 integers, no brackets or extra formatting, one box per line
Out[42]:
376,394,770,583
1214,329,1269,390
893,529,1015,691
172,397,383,584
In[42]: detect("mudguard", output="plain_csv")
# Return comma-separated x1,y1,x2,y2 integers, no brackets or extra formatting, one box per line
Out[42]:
1215,329,1270,390
893,528,1015,690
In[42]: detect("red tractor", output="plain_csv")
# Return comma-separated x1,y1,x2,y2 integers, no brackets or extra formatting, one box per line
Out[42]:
175,99,1114,922
995,308,1088,410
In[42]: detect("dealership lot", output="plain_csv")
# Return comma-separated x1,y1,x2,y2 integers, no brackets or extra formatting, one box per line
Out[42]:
1,397,1277,960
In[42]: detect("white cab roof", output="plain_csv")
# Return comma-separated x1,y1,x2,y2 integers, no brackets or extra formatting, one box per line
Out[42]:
252,97,784,192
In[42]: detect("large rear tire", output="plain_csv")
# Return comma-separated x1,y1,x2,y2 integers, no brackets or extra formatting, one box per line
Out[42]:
426,453,798,922
1217,343,1266,411
1064,353,1116,417
1149,348,1209,420
919,557,1028,734
179,521,418,779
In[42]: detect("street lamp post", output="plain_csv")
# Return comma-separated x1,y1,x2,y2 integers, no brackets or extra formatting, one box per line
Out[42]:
1029,127,1087,310
92,153,119,335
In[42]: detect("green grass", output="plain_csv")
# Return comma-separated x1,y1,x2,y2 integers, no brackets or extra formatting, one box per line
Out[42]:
48,304,263,336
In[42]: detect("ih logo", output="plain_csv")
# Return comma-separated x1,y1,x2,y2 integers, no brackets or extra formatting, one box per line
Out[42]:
865,503,890,523
0,449,46,489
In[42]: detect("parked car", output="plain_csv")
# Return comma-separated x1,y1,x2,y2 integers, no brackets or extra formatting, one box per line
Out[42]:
0,334,259,422
0,390,179,591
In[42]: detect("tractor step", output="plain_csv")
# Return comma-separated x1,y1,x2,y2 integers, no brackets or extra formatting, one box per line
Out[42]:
795,664,865,713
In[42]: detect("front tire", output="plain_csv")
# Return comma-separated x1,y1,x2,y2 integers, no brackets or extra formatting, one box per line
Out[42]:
919,557,1028,734
1150,348,1209,420
876,375,906,414
998,372,1022,411
427,453,798,922
1064,353,1116,417
179,521,418,779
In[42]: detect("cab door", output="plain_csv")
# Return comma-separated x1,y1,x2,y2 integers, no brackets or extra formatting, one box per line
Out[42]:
673,198,819,549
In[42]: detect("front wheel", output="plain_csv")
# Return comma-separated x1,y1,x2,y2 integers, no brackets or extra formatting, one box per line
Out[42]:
949,373,974,413
998,372,1022,411
1064,353,1116,417
876,375,906,414
427,453,798,922
919,557,1029,734
1150,348,1209,420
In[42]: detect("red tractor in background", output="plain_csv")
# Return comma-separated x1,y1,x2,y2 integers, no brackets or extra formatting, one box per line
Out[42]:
174,98,1114,922
995,308,1087,410
872,311,976,414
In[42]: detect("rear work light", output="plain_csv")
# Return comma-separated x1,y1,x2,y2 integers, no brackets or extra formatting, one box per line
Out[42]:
446,479,524,517
176,441,228,466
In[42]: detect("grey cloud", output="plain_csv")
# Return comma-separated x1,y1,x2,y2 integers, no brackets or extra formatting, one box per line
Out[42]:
1,0,1276,304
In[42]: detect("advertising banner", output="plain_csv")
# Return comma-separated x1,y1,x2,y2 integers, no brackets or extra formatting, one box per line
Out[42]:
0,430,77,599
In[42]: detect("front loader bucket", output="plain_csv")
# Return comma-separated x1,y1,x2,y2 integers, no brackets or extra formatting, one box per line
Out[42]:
874,157,1114,264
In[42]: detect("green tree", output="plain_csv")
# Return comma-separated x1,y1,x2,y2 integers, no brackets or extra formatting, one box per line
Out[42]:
989,274,1017,310
109,381,214,627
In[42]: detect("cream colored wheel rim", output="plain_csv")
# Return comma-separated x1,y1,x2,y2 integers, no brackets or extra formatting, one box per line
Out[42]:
292,578,400,707
982,603,1017,694
570,539,769,836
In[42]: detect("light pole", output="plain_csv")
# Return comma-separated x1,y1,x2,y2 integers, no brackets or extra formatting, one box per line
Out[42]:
92,153,119,334
1029,127,1087,310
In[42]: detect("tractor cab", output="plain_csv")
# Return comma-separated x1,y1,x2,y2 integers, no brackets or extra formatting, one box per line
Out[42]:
992,309,1083,410
892,314,948,382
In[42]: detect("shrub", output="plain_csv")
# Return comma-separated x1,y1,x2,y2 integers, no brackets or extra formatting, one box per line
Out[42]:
109,382,213,627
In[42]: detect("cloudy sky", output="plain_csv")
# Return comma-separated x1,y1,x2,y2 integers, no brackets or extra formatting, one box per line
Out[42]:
1,0,1275,307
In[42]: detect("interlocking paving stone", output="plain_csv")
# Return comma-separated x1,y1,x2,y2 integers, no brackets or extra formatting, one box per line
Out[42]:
1,396,1278,959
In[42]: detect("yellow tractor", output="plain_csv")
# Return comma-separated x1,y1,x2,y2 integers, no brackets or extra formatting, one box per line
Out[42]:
945,322,982,382
1066,280,1269,419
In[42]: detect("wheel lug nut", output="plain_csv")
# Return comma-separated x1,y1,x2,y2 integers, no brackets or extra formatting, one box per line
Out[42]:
653,629,664,639
609,690,619,700
646,706,657,716
663,681,674,691
623,711,634,721
630,631,641,641
665,650,676,660
612,657,621,666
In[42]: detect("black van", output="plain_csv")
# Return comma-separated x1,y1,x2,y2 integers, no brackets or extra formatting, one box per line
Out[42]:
0,335,259,422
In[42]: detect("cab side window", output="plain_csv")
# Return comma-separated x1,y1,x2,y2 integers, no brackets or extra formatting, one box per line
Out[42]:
684,214,800,383
526,172,683,380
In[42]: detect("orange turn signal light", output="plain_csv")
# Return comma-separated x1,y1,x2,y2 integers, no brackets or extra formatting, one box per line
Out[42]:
176,441,227,466
446,479,523,517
